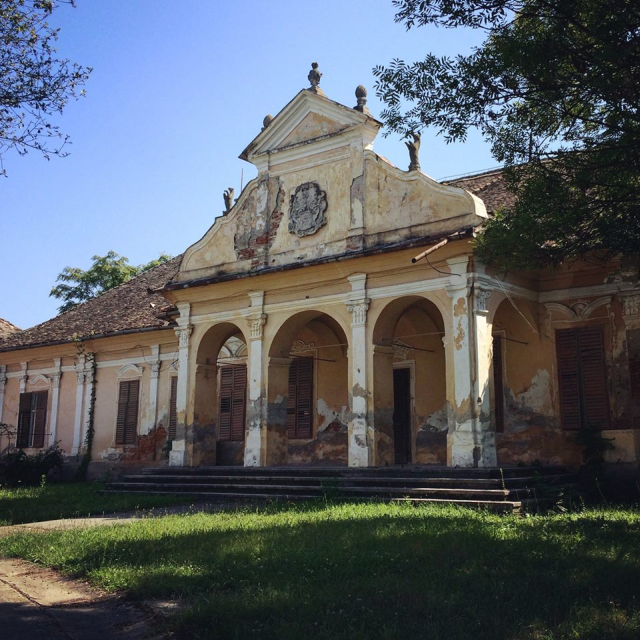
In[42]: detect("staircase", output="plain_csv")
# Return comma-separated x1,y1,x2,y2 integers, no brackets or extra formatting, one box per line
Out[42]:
104,466,577,513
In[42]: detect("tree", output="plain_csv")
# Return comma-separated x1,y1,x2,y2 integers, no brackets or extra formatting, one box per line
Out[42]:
373,0,640,271
50,251,173,313
0,0,91,176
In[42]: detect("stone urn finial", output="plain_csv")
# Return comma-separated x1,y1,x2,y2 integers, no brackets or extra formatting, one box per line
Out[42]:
262,114,274,131
354,85,370,114
307,62,324,95
223,187,234,215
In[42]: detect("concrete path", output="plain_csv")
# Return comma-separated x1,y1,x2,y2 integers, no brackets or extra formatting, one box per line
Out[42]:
0,558,167,639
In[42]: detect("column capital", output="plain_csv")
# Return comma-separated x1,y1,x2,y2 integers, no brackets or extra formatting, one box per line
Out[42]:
347,299,370,327
474,287,492,315
246,314,268,340
175,325,193,348
0,364,7,386
150,361,161,379
51,371,62,388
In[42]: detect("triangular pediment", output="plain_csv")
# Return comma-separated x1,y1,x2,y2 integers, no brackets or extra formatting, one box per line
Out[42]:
240,89,381,164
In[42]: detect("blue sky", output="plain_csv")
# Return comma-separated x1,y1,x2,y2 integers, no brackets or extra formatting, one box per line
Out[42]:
2,0,496,330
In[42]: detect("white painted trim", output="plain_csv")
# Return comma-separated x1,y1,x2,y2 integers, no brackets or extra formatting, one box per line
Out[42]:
48,358,61,446
116,363,144,378
28,373,50,386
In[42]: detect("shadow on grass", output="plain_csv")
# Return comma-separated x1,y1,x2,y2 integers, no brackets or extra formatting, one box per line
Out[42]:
2,502,640,640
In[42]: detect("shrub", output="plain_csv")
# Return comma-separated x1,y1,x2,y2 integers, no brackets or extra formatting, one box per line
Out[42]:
0,444,65,488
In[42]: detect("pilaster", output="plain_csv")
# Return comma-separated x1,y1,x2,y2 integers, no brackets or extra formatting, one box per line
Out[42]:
0,365,6,424
170,303,192,466
346,273,372,467
48,358,62,446
72,355,86,455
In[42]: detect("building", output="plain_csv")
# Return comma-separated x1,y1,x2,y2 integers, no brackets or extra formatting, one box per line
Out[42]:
1,69,639,479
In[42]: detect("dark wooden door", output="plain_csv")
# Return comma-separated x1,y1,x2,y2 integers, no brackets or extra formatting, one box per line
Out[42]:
393,368,412,465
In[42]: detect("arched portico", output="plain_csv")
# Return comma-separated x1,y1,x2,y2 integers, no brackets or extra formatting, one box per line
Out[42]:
265,310,350,466
190,321,248,466
372,296,447,466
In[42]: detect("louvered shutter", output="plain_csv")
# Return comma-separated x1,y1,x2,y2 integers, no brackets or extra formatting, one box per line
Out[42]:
287,357,313,439
168,376,178,440
556,326,609,430
32,391,48,448
231,366,246,441
219,366,234,441
578,325,609,429
17,393,32,448
492,336,505,433
116,380,139,445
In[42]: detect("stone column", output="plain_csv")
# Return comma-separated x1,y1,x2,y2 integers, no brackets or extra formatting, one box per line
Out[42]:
169,304,192,467
48,358,62,447
346,273,372,467
0,365,7,424
244,291,267,467
72,355,86,455
81,355,94,452
147,345,161,435
445,257,496,467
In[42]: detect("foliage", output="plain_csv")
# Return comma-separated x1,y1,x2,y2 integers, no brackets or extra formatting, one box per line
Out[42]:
0,443,64,487
373,1,640,271
0,481,190,525
1,502,639,639
50,250,173,313
0,0,91,176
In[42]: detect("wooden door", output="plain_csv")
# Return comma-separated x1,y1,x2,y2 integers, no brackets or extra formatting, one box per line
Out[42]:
393,368,412,465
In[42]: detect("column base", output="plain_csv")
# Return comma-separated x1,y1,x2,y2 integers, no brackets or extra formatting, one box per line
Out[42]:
348,418,372,467
169,440,186,467
448,426,497,467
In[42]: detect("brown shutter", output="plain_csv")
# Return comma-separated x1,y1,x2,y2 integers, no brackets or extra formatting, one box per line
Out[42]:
492,336,504,433
287,357,313,439
219,366,233,441
578,325,609,429
168,376,178,440
556,326,609,430
32,391,48,448
17,393,32,448
230,366,246,441
116,380,139,445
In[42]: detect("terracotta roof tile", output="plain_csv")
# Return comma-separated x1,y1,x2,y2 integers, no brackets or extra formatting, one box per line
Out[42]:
1,256,182,351
0,318,21,342
445,168,515,213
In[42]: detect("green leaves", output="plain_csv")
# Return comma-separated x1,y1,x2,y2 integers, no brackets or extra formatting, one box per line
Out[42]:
376,0,640,268
49,251,173,314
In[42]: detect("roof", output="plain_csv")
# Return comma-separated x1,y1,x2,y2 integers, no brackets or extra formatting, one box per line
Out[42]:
0,318,21,342
445,168,514,213
0,256,182,352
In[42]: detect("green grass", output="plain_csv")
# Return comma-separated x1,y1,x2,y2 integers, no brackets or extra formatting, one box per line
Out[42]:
1,501,639,639
0,482,190,526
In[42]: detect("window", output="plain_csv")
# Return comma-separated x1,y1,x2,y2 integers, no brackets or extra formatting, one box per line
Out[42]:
556,326,610,430
492,335,505,433
116,379,140,445
168,376,178,440
17,391,48,448
218,365,246,441
286,357,313,439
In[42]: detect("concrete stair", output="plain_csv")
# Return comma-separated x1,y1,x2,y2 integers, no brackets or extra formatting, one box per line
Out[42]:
104,465,577,513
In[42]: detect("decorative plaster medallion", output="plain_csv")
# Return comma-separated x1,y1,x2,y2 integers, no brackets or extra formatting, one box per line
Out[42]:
288,182,327,237
623,294,640,317
291,340,316,353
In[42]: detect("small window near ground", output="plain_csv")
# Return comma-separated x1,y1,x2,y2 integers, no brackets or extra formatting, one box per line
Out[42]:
17,391,48,448
116,379,140,445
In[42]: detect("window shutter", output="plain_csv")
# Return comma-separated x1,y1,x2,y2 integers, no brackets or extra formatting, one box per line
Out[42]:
168,376,178,440
116,380,139,445
287,357,313,439
219,366,234,441
17,393,32,448
492,336,505,433
556,326,609,430
231,366,246,441
32,391,48,448
578,325,609,429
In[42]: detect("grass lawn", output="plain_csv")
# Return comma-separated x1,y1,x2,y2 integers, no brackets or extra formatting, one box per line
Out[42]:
1,502,639,639
0,482,191,526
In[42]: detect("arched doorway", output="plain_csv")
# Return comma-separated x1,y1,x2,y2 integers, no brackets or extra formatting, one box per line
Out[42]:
266,310,349,466
193,322,248,466
372,296,447,465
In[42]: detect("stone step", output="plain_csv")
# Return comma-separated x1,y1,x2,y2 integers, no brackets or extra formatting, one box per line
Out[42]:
101,489,523,513
118,473,574,488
